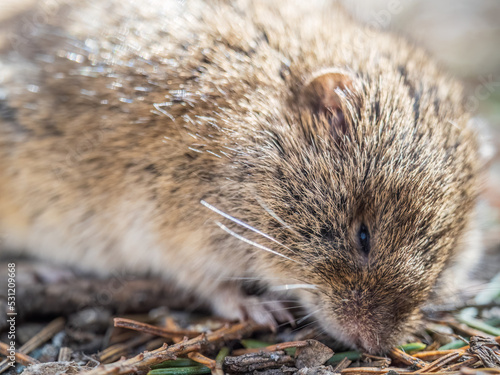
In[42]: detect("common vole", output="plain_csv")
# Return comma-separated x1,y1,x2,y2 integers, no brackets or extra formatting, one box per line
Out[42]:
0,0,486,352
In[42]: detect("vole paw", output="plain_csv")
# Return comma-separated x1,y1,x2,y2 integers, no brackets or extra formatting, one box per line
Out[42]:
241,297,296,330
211,288,295,330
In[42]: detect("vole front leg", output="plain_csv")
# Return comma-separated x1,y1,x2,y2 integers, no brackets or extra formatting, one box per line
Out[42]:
209,283,295,328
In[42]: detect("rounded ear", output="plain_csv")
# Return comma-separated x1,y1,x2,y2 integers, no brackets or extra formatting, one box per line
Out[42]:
300,69,359,138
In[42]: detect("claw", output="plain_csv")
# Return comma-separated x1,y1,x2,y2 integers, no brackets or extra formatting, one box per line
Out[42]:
210,287,298,330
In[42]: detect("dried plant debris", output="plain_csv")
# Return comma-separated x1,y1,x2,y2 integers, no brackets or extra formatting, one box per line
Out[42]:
224,351,295,373
0,272,499,375
17,362,94,375
294,340,334,369
468,337,500,368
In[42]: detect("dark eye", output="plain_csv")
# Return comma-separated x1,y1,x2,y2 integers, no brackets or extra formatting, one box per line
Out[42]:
358,223,370,255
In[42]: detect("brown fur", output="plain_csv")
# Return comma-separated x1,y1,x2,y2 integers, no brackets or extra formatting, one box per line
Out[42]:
0,0,485,352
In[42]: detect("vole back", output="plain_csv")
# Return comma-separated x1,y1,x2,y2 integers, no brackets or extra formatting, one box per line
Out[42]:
0,0,485,352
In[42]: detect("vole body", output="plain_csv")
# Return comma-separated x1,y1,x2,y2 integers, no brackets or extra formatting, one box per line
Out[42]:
0,0,485,352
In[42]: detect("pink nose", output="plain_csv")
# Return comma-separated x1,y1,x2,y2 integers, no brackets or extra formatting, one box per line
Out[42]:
340,313,393,353
351,331,385,353
338,290,398,353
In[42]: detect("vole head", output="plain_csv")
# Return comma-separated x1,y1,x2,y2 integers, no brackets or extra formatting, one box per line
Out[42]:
246,68,482,353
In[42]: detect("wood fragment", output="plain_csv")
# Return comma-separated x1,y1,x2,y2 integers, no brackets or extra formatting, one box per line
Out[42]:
240,366,296,375
332,357,352,373
468,336,500,368
438,341,469,351
410,351,463,374
22,317,66,353
231,340,310,356
0,316,65,373
444,356,480,371
99,334,153,363
188,352,216,370
58,347,73,362
295,340,334,369
146,338,169,351
168,317,217,371
263,340,309,352
389,348,427,369
413,350,465,361
148,364,211,375
0,342,40,367
460,368,500,374
82,321,259,375
341,366,413,374
114,318,201,339
164,317,184,343
223,351,295,373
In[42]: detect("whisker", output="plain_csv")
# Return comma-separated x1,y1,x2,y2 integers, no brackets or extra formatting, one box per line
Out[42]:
461,286,500,292
221,276,291,281
270,284,318,292
268,305,304,312
201,200,297,254
255,196,300,235
215,221,298,263
247,300,300,306
311,328,327,341
277,319,295,329
277,307,324,329
201,201,332,287
291,319,320,333
296,308,323,325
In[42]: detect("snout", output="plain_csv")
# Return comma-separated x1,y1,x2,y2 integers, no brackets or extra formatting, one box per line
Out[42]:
339,319,394,353
333,291,416,353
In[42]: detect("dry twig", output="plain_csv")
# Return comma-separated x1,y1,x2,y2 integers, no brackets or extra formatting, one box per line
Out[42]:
0,342,40,367
0,317,64,373
82,321,259,375
114,318,201,339
411,351,463,373
223,351,294,373
187,352,216,370
389,348,427,369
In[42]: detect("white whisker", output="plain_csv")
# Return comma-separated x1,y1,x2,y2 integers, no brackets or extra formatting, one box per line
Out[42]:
270,284,318,292
464,287,500,292
312,328,327,341
277,320,294,329
201,200,296,254
215,221,298,263
221,276,290,281
255,196,296,232
247,300,299,305
291,319,320,332
268,305,303,312
296,308,323,325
